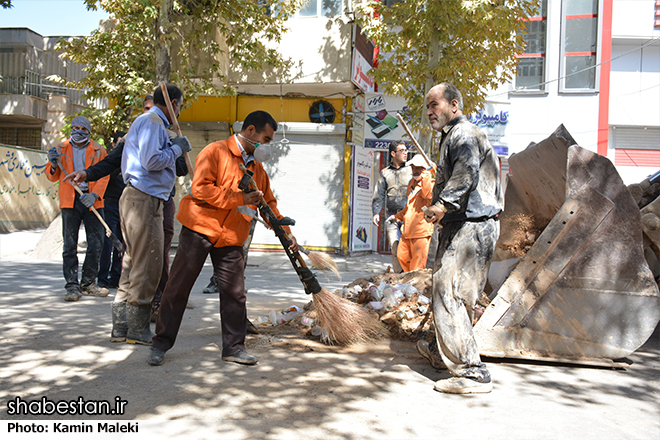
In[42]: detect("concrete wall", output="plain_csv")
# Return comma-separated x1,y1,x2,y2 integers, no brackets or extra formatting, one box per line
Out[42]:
0,145,59,232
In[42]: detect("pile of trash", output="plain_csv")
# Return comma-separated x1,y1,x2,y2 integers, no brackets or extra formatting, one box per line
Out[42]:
255,268,494,344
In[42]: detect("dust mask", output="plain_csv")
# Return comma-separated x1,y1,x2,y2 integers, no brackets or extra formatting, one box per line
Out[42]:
254,143,272,163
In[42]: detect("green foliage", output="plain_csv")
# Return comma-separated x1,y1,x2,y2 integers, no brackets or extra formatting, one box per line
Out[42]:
356,0,539,135
56,0,303,145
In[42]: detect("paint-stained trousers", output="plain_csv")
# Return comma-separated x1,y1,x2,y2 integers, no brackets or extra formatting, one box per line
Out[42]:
432,218,499,383
115,185,164,305
153,226,246,357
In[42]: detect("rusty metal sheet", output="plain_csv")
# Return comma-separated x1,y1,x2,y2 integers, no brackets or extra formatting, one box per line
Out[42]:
475,143,660,364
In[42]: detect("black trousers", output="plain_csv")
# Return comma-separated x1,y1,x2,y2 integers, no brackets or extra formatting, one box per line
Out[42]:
153,226,246,357
61,200,104,291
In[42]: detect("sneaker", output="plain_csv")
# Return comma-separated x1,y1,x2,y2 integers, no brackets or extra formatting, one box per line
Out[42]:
148,347,165,366
81,283,110,297
433,377,493,394
222,350,258,365
64,288,80,302
417,340,447,370
202,281,218,294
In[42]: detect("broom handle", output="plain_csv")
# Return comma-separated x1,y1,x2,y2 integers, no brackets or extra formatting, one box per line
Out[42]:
42,132,122,252
238,164,307,267
395,113,433,168
159,82,195,179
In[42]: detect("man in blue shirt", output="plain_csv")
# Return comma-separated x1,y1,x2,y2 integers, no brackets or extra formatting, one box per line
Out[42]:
115,83,192,346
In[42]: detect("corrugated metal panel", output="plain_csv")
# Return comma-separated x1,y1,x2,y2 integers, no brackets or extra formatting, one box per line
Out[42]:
613,126,660,150
615,149,660,167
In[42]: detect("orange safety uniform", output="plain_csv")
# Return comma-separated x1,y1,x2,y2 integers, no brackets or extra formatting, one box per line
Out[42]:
45,139,109,209
176,135,291,246
395,170,434,271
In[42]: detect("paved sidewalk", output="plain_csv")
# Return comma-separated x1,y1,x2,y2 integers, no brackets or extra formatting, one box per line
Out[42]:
0,229,659,440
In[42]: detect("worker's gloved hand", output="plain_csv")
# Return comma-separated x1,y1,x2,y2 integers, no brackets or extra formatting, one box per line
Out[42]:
80,192,99,208
47,147,60,168
386,215,397,225
172,136,192,155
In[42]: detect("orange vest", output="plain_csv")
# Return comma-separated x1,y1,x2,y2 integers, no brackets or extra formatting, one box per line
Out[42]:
46,139,109,210
395,171,435,239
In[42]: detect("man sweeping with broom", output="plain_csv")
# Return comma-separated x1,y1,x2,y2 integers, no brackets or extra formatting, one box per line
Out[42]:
149,111,297,366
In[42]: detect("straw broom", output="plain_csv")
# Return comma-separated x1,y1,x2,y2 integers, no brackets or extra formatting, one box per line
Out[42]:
253,218,341,280
238,164,385,344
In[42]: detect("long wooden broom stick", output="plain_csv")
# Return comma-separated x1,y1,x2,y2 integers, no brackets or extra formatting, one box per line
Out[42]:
395,113,433,168
238,164,384,344
41,132,123,252
159,82,195,179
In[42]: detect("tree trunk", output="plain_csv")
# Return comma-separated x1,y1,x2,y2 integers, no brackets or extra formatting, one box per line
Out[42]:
155,0,172,83
420,35,441,153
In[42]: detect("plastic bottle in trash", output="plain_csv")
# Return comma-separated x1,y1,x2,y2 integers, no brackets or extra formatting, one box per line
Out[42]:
417,295,430,305
368,283,382,301
311,325,323,336
301,316,314,327
269,310,285,325
254,316,270,326
281,305,302,322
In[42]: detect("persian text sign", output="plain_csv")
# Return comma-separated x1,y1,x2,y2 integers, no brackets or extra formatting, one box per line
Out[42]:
0,145,59,231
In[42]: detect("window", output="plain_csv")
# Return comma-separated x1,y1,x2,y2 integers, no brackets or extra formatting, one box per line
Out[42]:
515,0,547,91
560,0,599,91
298,0,342,17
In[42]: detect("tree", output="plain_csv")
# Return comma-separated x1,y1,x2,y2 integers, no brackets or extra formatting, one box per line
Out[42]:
1,1,12,9
55,0,303,146
356,0,539,148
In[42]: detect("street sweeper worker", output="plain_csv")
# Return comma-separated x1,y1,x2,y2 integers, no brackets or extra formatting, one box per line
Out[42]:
46,115,110,302
149,110,298,367
389,154,435,272
108,83,191,346
417,83,503,394
372,140,412,273
64,95,189,326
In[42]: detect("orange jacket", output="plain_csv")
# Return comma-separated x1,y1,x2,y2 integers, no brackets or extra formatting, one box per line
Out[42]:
45,139,109,210
177,136,291,247
395,171,434,239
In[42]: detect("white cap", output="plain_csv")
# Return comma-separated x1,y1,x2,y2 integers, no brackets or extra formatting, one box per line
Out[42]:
406,154,428,168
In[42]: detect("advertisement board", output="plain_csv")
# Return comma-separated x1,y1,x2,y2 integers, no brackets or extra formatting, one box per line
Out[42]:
362,93,413,150
349,145,374,252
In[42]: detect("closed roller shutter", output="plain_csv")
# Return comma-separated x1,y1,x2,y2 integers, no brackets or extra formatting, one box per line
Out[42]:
233,122,346,250
613,126,660,167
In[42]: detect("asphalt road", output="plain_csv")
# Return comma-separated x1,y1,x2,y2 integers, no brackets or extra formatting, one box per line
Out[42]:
1,229,659,440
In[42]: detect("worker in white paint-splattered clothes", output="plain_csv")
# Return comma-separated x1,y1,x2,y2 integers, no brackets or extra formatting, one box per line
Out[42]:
418,83,504,394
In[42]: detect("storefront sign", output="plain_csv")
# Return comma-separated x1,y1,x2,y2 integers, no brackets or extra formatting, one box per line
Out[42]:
350,145,374,251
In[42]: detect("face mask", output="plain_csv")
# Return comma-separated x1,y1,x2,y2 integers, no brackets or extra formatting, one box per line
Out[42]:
413,175,422,181
70,129,90,145
254,143,272,163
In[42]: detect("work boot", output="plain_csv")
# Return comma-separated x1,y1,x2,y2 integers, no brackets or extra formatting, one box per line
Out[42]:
148,347,165,366
222,350,258,365
125,303,154,345
433,377,493,394
64,287,81,302
81,283,110,297
110,302,127,343
202,276,218,294
417,340,447,370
